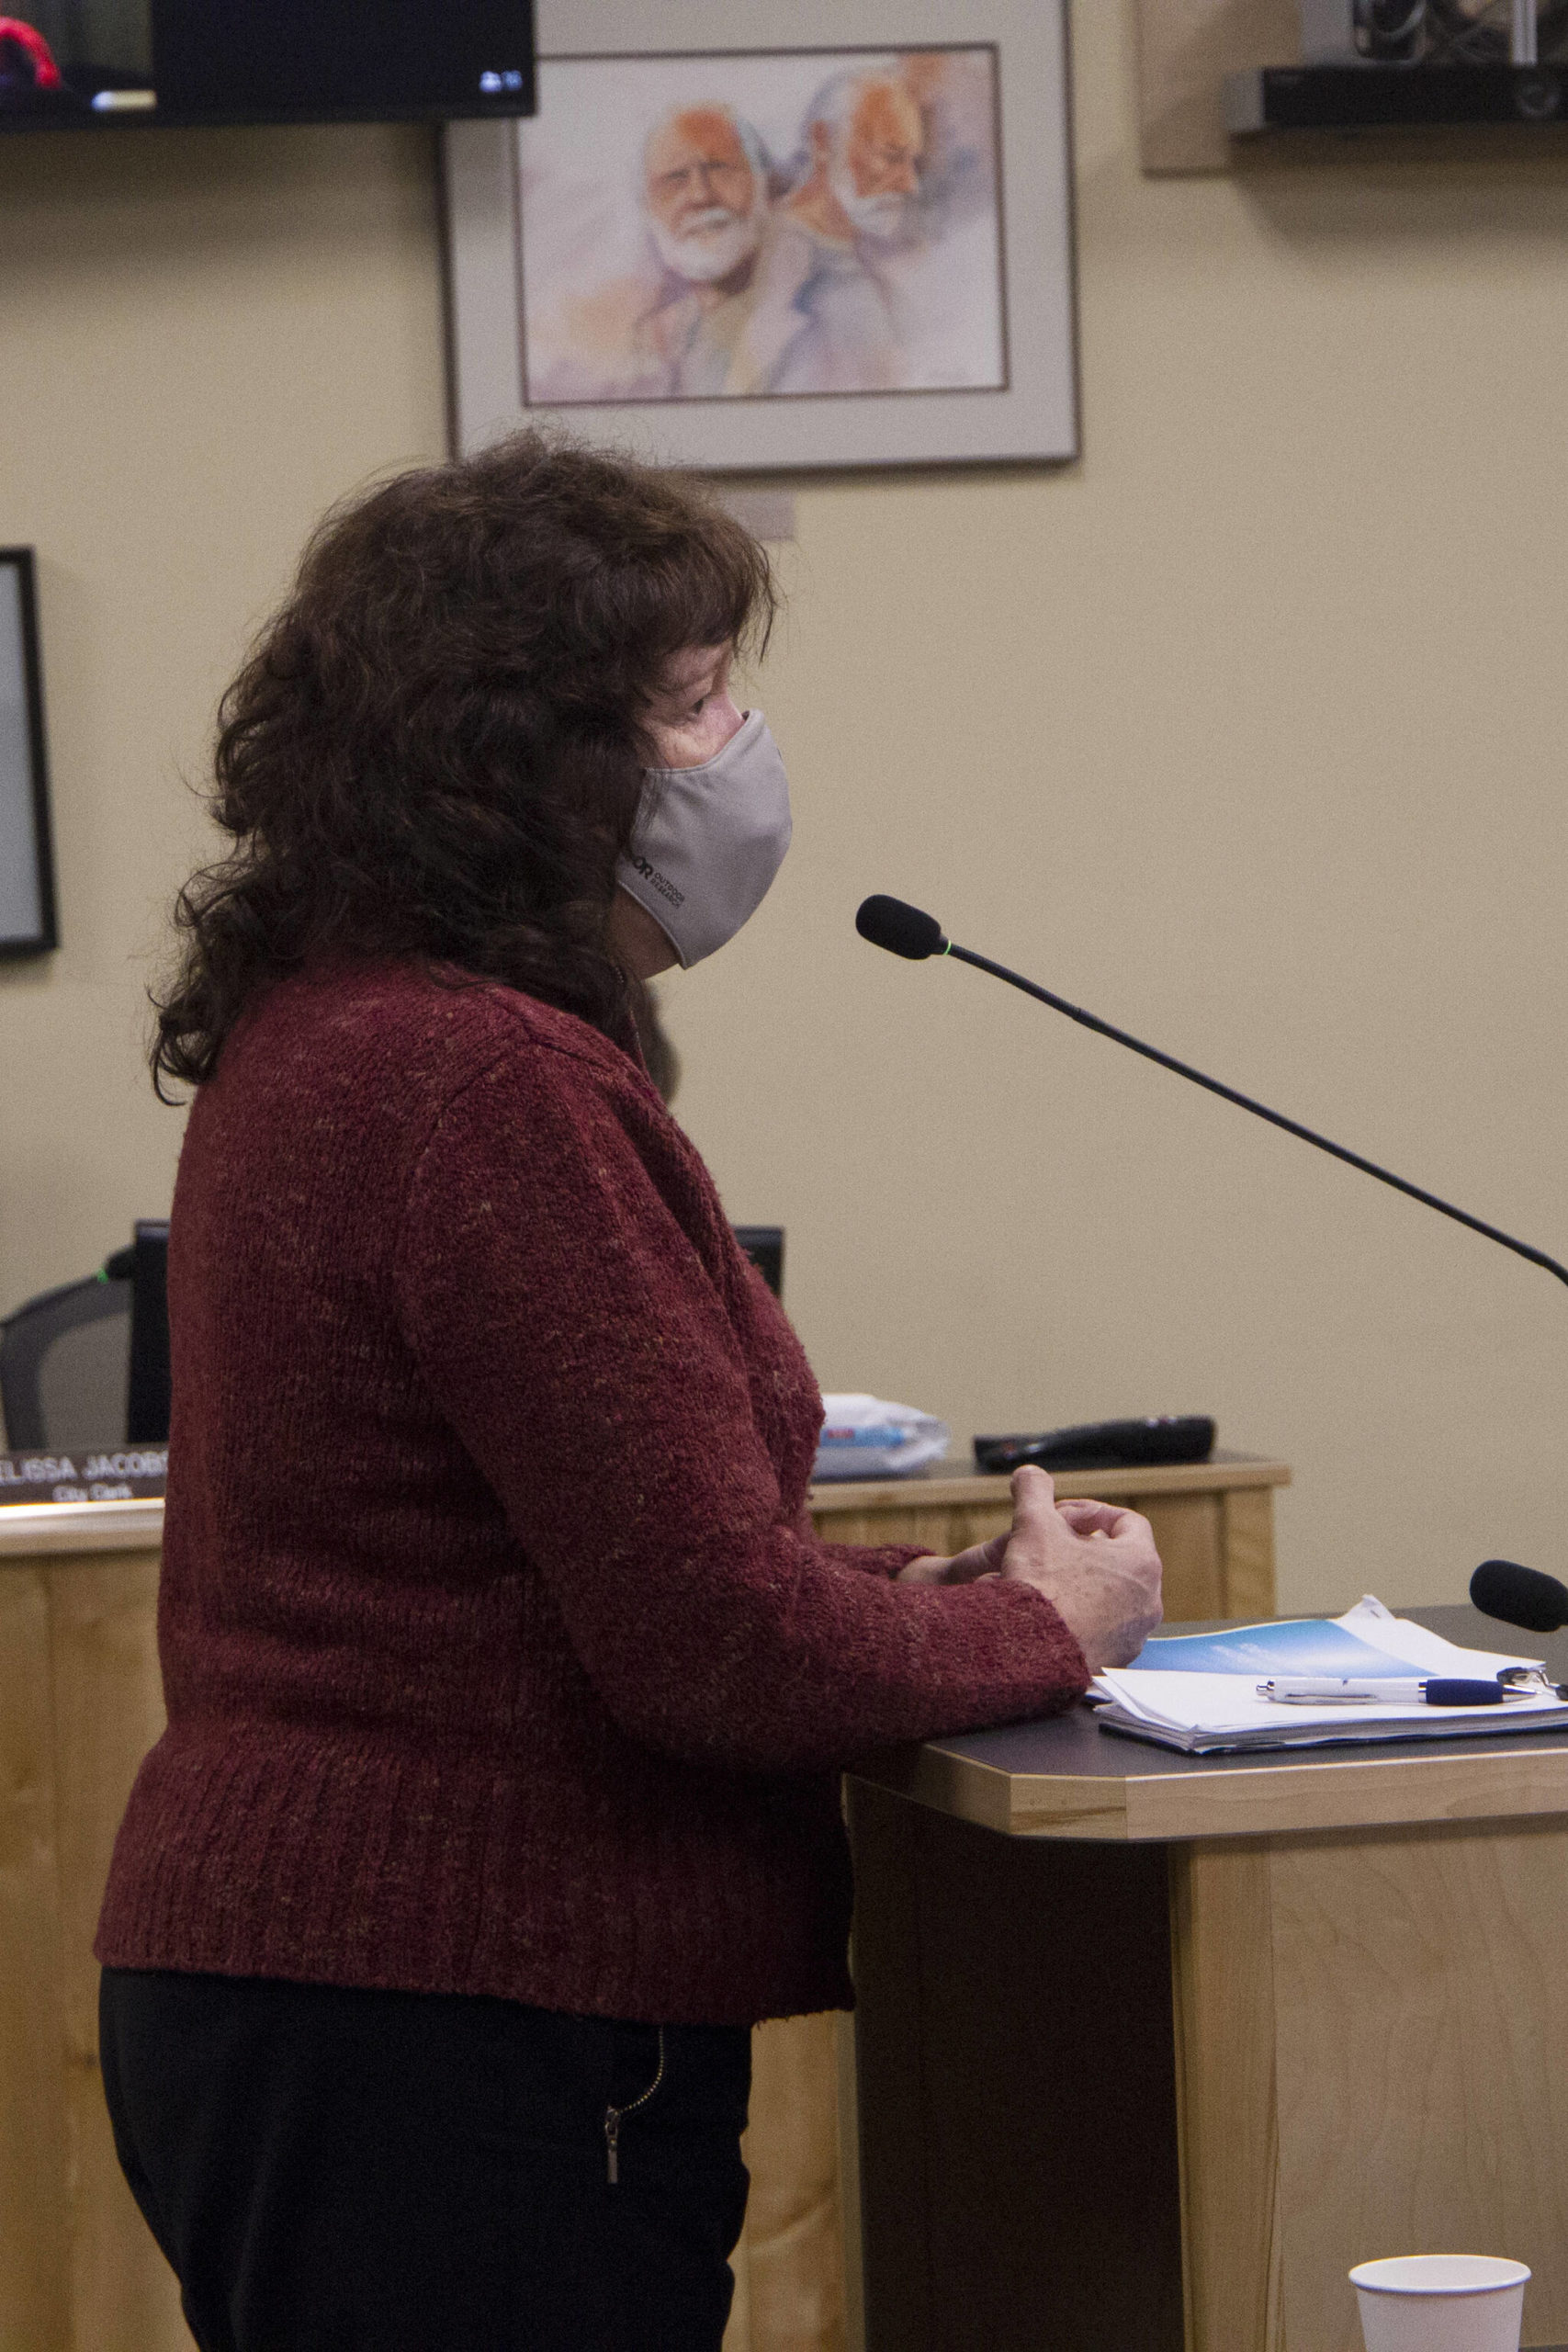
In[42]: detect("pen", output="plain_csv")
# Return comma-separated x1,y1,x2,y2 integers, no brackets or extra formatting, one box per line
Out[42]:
1258,1677,1515,1706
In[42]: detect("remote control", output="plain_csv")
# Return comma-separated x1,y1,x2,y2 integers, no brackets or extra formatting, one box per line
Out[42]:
972,1417,1216,1475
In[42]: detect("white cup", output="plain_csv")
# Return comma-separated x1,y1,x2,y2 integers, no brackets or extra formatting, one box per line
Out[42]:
1350,2255,1530,2352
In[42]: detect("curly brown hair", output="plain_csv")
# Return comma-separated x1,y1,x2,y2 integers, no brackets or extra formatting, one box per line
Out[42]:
151,432,775,1098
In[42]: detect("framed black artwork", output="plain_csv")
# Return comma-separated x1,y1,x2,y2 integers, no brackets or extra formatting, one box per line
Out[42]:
0,549,58,956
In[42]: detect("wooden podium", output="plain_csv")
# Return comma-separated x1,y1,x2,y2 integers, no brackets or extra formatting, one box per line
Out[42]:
847,1604,1568,2352
757,1454,1288,2350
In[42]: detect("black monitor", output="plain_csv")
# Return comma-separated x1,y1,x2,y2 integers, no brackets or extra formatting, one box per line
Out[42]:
0,0,535,130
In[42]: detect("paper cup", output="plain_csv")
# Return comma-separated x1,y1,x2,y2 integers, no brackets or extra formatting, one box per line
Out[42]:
1350,2255,1529,2352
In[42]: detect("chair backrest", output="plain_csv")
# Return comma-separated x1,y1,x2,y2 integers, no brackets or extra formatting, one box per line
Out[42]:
0,1273,132,1452
126,1219,171,1444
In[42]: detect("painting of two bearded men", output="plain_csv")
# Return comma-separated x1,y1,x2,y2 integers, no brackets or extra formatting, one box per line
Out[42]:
519,48,1007,406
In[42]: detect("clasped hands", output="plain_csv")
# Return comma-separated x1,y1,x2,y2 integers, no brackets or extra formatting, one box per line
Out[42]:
897,1464,1163,1672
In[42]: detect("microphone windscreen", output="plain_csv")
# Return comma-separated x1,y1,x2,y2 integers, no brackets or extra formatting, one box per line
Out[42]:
1470,1558,1568,1634
856,895,946,961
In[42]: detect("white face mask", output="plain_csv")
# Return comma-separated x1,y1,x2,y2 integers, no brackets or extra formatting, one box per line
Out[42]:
615,709,792,968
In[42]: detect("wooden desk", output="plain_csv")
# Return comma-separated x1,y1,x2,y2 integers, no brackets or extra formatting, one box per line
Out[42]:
0,1458,1289,2352
847,1605,1568,2352
0,1500,180,2352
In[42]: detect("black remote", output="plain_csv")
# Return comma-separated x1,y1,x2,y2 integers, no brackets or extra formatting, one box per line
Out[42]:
973,1417,1216,1475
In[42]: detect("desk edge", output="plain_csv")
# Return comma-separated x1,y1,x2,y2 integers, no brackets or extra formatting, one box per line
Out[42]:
810,1459,1292,1514
852,1735,1568,1842
0,1500,165,1558
849,1748,1134,1838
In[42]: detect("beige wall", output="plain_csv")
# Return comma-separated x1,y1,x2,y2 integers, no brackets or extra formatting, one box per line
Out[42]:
5,9,1568,1613
0,120,446,1324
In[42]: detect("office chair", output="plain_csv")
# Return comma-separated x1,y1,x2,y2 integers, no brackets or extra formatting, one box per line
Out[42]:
0,1220,170,1451
0,1270,131,1450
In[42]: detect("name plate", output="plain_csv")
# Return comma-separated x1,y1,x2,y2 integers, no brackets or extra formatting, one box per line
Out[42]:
0,1448,168,1507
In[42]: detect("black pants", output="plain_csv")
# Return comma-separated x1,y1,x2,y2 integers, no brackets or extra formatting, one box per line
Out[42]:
99,1967,750,2352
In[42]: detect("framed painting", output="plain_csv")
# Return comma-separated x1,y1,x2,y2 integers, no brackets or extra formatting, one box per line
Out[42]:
443,0,1077,469
0,549,57,958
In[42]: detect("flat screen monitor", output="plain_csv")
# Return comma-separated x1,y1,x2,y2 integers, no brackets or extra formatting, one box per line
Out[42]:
0,0,535,130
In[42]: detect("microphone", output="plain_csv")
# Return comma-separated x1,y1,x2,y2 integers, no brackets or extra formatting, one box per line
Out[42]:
1470,1559,1568,1633
855,895,946,960
854,895,1568,1292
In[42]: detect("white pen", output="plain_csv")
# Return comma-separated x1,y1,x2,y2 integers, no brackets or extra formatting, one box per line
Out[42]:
1258,1676,1520,1706
1257,1678,1432,1701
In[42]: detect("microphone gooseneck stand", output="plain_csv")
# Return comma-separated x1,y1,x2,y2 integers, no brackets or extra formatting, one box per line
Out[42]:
853,894,1568,1294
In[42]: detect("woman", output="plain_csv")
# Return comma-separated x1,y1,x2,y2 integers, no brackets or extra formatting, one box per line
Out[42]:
96,433,1161,2352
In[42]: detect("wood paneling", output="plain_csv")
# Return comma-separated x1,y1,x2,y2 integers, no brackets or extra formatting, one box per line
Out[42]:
1146,1490,1225,1620
49,1555,195,2352
0,1564,71,2352
832,2011,863,2352
728,2012,848,2352
1169,1839,1284,2351
1269,1819,1568,2350
847,1781,1185,2352
49,1562,167,2052
1220,1484,1279,1623
0,1544,197,2352
840,1786,932,2352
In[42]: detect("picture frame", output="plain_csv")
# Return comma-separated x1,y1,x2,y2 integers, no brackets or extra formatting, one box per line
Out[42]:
0,549,58,959
442,0,1077,472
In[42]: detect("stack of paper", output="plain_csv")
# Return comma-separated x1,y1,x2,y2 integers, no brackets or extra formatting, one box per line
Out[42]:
1094,1597,1568,1754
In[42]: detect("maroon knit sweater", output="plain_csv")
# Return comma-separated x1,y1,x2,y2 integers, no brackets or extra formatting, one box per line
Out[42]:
96,965,1088,2024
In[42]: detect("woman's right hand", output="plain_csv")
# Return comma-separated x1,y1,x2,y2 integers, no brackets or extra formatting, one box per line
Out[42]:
900,1464,1163,1671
